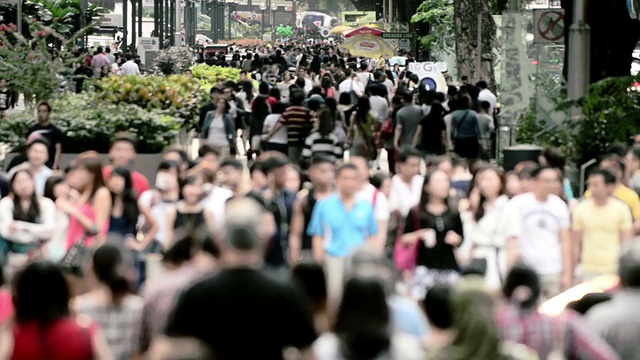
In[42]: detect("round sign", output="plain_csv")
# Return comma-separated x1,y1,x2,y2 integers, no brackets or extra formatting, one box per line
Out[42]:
537,11,564,42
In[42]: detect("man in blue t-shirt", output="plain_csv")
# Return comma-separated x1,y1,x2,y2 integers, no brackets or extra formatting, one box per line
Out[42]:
307,162,377,305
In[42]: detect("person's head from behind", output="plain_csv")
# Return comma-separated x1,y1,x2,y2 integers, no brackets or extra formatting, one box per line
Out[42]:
309,156,335,188
217,160,241,191
26,138,50,168
92,243,133,305
66,156,105,197
315,107,334,136
348,248,394,294
162,228,220,268
401,91,413,105
220,197,275,262
618,239,640,289
335,277,391,360
109,132,137,167
355,96,371,121
476,80,488,90
503,263,541,310
587,168,616,201
258,81,270,96
540,146,566,173
290,89,305,106
422,285,453,331
398,148,422,179
291,262,328,316
479,100,490,114
13,261,70,324
336,163,360,197
338,92,351,106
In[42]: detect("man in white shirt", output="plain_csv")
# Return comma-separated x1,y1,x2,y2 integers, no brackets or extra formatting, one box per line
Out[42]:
91,46,110,77
509,166,572,298
120,53,141,76
367,85,389,124
297,67,313,94
388,149,423,218
338,70,364,96
356,64,373,88
350,155,389,254
9,138,53,196
477,80,497,115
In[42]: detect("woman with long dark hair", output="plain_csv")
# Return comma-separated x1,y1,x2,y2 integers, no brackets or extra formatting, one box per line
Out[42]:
325,97,347,143
347,95,378,160
321,74,337,100
301,106,344,164
400,169,464,300
165,174,215,248
414,101,447,156
313,277,424,360
0,261,113,359
262,101,288,155
74,243,142,360
249,88,272,159
0,169,56,262
59,156,111,250
463,166,520,291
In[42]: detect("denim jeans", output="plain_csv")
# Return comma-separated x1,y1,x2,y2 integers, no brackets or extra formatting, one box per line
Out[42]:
0,236,39,266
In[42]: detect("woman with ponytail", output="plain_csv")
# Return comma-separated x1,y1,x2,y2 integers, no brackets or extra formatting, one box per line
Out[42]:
73,243,143,360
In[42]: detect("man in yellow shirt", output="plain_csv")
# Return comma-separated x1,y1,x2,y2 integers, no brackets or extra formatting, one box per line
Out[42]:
573,169,634,280
584,157,640,230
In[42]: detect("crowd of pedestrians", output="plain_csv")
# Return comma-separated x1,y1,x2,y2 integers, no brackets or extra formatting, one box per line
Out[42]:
0,42,639,359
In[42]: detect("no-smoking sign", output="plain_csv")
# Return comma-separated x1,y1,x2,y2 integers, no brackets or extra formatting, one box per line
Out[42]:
534,9,565,44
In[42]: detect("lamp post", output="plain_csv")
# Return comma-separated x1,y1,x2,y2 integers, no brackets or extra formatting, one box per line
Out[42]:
270,2,277,42
227,0,236,40
259,2,266,41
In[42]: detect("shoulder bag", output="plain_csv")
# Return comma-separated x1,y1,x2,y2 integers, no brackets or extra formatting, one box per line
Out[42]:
58,229,96,277
393,206,421,272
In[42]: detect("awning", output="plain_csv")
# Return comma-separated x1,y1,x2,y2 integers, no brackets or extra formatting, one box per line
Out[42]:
344,26,385,38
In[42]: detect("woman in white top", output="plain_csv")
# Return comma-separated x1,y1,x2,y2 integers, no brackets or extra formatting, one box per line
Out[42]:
463,166,520,291
277,71,295,103
262,101,288,155
314,277,425,360
42,176,70,262
0,169,56,263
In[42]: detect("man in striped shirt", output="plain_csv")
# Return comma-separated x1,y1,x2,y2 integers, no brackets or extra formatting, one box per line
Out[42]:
279,89,311,164
301,107,344,164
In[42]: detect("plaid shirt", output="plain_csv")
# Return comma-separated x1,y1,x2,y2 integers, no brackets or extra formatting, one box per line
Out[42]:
75,295,144,360
496,304,619,360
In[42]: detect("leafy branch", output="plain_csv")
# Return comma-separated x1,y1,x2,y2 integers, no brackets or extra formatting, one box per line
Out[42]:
411,0,454,55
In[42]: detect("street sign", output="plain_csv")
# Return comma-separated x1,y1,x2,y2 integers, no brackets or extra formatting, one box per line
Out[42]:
381,32,414,40
534,9,565,44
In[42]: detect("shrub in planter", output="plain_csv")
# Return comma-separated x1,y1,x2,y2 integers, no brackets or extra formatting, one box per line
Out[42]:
191,64,242,93
0,93,181,153
150,47,195,75
92,74,201,121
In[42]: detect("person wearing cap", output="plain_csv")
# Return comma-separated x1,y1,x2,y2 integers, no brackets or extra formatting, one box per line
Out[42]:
8,138,53,196
157,197,317,359
586,241,640,359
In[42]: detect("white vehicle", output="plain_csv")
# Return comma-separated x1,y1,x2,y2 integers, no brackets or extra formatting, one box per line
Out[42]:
388,56,408,71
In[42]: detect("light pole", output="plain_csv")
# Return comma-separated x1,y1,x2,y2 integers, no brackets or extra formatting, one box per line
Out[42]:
174,0,182,46
259,2,266,41
227,0,236,40
270,2,277,42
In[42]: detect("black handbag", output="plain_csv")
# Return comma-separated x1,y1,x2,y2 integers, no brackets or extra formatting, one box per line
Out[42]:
58,231,93,277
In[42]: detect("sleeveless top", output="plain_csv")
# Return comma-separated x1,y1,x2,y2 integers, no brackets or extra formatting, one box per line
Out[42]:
66,202,109,250
108,215,137,238
11,317,94,360
174,209,206,230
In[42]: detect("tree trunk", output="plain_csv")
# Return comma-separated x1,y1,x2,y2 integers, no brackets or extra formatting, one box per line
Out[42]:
561,0,640,83
454,0,496,85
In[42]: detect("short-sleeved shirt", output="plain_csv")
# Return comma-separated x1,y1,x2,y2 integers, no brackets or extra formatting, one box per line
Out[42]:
26,123,63,168
509,193,571,275
281,105,310,145
165,268,317,359
585,184,640,220
572,198,633,275
307,194,378,258
397,104,423,147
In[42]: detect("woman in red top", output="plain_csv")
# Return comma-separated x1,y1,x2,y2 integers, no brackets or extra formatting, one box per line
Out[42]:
0,261,113,359
0,265,12,326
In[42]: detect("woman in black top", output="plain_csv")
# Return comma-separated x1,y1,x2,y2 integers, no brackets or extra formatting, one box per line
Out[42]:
415,101,446,156
165,175,215,248
401,169,464,300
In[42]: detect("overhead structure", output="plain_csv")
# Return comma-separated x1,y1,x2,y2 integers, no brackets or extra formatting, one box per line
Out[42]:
344,26,385,38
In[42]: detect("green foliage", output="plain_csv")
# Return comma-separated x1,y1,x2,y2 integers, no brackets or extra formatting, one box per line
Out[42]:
411,0,454,55
516,76,640,166
0,21,82,102
0,93,180,153
92,74,202,120
23,0,107,38
190,64,242,93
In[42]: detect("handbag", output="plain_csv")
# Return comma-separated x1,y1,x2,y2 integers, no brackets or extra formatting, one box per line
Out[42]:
380,117,394,140
393,206,420,272
58,231,95,277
